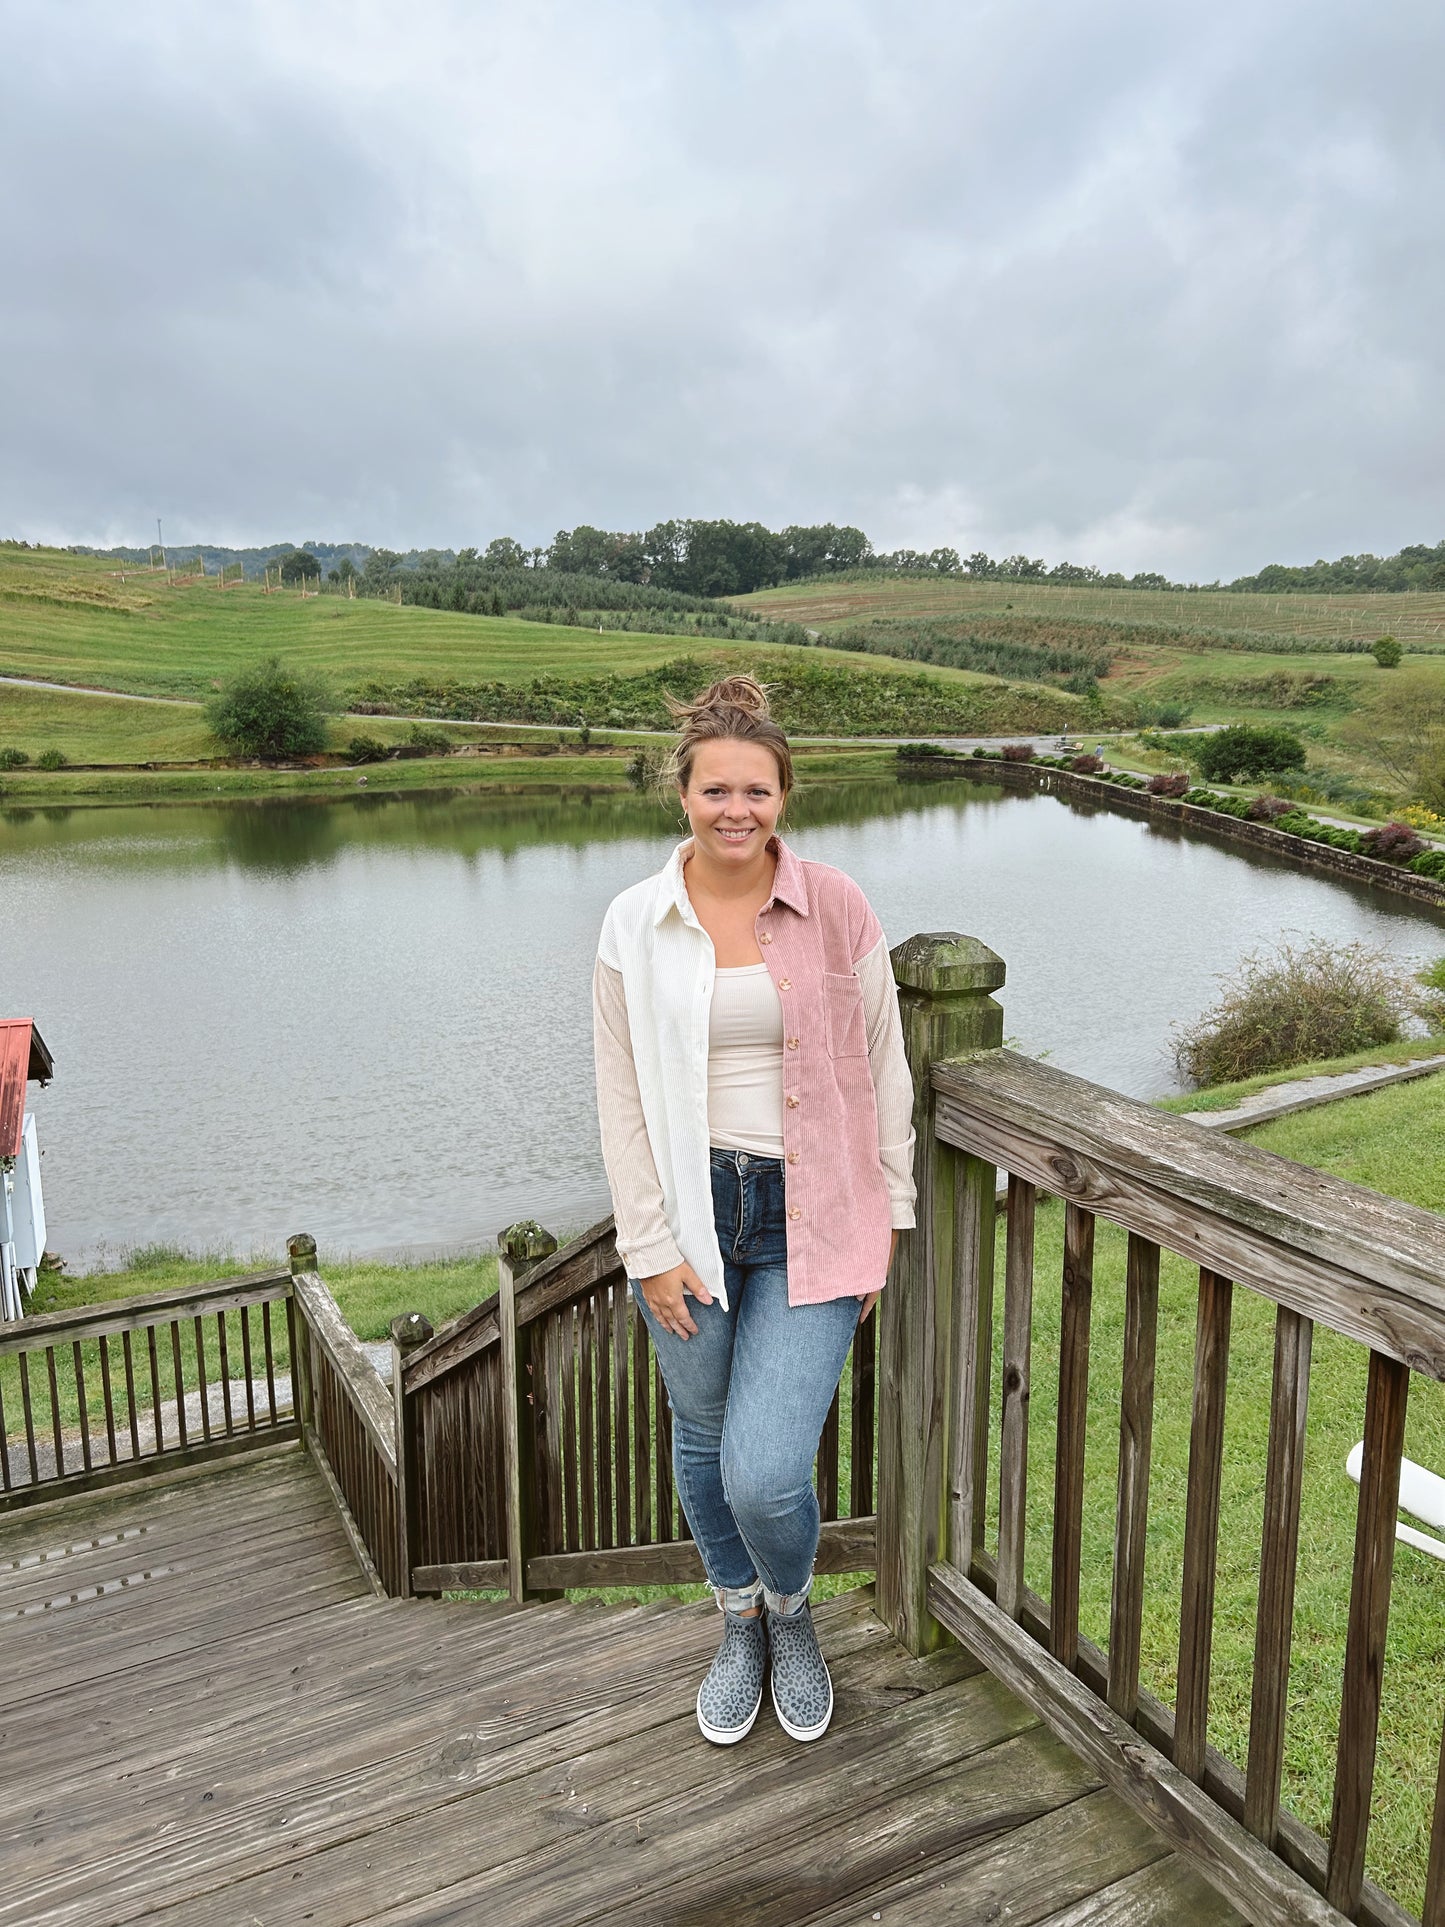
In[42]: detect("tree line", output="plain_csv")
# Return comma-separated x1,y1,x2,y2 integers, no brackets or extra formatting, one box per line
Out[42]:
66,528,1445,597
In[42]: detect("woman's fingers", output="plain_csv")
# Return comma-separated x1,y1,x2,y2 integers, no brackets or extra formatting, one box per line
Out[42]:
860,1291,880,1322
682,1272,713,1305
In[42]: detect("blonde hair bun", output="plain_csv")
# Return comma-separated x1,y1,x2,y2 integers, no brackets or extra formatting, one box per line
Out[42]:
658,672,794,797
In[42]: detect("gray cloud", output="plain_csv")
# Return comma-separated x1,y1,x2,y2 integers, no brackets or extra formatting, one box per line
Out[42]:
2,0,1441,576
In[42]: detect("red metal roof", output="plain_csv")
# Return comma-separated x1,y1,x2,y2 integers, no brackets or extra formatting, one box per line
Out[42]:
0,1020,52,1160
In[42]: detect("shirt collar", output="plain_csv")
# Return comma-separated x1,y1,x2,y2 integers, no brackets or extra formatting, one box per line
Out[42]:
652,833,810,927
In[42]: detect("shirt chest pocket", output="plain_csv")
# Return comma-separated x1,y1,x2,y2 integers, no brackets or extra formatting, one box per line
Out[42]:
823,970,868,1058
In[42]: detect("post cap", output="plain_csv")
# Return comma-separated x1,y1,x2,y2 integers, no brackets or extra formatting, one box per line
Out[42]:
390,1311,434,1351
890,932,1006,996
497,1220,559,1264
287,1231,318,1275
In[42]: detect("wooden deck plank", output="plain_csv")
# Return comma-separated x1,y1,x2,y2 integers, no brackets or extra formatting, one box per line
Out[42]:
1036,1853,1244,1924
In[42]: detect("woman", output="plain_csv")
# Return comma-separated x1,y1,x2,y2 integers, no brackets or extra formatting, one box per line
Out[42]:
592,675,916,1746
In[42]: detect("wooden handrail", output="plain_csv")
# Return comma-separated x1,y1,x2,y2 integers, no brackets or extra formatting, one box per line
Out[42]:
290,1271,395,1476
0,1269,293,1355
932,1050,1445,1376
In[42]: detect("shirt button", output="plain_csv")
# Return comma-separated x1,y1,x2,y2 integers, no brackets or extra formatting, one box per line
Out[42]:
786,1095,800,1108
788,1207,802,1221
759,932,773,944
786,1037,799,1050
787,1151,799,1164
779,978,792,990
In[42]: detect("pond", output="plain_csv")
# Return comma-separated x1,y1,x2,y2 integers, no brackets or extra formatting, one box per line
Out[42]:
3,777,1442,1271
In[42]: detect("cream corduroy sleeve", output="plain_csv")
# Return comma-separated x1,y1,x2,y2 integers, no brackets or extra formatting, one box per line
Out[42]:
592,956,686,1281
856,935,918,1229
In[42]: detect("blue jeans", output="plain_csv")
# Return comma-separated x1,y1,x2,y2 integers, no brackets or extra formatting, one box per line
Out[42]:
630,1147,862,1601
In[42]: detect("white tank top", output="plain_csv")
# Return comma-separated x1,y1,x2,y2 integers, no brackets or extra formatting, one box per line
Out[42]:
707,964,785,1158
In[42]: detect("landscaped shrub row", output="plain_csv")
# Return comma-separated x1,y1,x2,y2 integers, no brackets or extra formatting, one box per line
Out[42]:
954,747,1445,883
0,746,68,770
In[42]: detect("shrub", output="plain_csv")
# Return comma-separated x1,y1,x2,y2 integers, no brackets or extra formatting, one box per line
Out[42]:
407,723,453,752
0,747,29,769
1373,635,1403,668
347,735,389,763
626,748,662,792
1000,742,1035,762
1399,803,1445,833
1361,821,1428,864
1246,794,1294,822
206,655,332,761
1409,850,1445,882
896,742,947,758
971,746,991,759
35,748,68,770
1069,753,1104,774
1174,937,1416,1085
1417,956,1445,1031
1147,773,1189,797
1194,724,1307,784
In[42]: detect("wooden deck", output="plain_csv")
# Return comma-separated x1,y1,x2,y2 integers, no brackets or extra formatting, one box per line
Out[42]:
0,1448,1243,1926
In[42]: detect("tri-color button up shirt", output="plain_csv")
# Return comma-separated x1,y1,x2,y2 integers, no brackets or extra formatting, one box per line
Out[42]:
592,834,917,1310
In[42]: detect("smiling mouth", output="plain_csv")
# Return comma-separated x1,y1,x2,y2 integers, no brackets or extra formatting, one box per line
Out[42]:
716,827,754,840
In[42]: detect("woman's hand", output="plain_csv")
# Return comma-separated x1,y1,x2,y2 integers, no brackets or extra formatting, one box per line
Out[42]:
639,1261,714,1340
859,1230,903,1322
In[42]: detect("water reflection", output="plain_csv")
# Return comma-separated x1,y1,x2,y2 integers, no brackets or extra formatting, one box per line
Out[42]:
3,777,1441,1270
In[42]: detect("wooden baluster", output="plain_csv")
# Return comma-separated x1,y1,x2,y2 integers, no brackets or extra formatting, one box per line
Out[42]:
169,1320,188,1448
1327,1350,1410,1915
239,1306,257,1430
45,1345,65,1474
543,1311,567,1553
1175,1269,1234,1782
0,1375,11,1490
1050,1205,1095,1669
594,1284,614,1550
1244,1306,1313,1845
817,1383,841,1522
579,1295,597,1546
629,1295,648,1546
121,1330,141,1461
261,1300,278,1424
391,1311,433,1598
611,1284,630,1546
98,1334,118,1468
71,1341,92,1473
192,1315,211,1441
878,932,1005,1656
997,1175,1036,1621
146,1325,164,1451
287,1235,318,1433
1108,1233,1160,1722
655,1356,674,1540
18,1352,38,1483
216,1311,234,1435
850,1302,876,1518
563,1303,581,1551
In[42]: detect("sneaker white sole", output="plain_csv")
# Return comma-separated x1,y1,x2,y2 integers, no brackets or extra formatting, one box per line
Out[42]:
771,1670,833,1742
696,1685,763,1746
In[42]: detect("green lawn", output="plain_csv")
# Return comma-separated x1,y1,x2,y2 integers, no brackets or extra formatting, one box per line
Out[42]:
1156,1038,1445,1114
985,1074,1445,1913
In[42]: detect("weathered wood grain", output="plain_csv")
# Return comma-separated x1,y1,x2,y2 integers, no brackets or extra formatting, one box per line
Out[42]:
1108,1232,1159,1723
1051,1203,1095,1670
1175,1269,1233,1783
997,1173,1036,1621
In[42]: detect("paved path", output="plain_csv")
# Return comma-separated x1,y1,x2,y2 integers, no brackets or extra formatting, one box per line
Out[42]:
1182,1052,1445,1133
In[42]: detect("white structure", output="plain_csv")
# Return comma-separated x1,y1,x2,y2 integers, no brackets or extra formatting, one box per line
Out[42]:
0,1018,54,1320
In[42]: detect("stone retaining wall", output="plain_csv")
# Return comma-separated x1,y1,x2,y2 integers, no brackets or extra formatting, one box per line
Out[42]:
916,756,1445,911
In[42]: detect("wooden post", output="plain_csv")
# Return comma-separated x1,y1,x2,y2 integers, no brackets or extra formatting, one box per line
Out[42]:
497,1220,559,1604
286,1232,317,1431
877,933,1005,1656
390,1311,434,1599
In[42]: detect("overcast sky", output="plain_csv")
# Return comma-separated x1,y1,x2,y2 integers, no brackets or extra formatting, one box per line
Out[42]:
3,0,1441,578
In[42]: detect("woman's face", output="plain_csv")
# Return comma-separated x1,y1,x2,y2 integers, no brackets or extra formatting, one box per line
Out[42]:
679,738,787,867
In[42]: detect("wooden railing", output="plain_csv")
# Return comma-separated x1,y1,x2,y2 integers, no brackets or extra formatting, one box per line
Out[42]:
876,971,1445,1927
0,1270,298,1509
395,1214,880,1599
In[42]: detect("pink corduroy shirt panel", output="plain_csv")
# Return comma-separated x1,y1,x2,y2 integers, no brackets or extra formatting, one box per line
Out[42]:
595,835,916,1309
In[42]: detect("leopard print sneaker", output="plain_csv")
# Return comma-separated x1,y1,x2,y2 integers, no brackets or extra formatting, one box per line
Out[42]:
767,1600,833,1741
696,1608,768,1745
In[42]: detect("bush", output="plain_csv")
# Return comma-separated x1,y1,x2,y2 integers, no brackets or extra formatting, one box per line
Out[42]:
1417,956,1445,1031
1373,635,1403,668
626,748,662,792
1409,850,1445,882
1194,724,1307,784
406,723,453,752
896,742,947,758
1069,753,1104,774
1001,742,1035,762
1399,803,1445,833
205,656,331,761
1174,937,1416,1085
0,747,30,769
35,748,68,770
347,735,389,764
1361,821,1428,864
1147,772,1189,797
1246,794,1295,822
